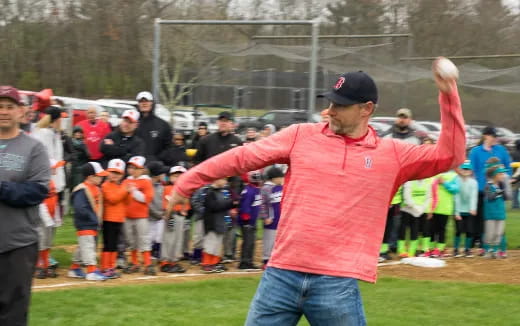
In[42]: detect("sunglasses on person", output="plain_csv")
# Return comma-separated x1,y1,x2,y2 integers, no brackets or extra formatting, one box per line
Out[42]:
198,127,207,130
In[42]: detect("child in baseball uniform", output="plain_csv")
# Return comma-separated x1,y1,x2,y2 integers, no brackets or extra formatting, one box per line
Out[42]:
398,177,432,258
483,164,509,258
68,162,108,281
429,170,459,258
201,177,236,273
36,159,65,279
161,165,189,273
100,159,129,279
453,161,479,257
261,167,284,269
147,161,169,261
189,185,211,265
122,156,155,275
238,170,263,270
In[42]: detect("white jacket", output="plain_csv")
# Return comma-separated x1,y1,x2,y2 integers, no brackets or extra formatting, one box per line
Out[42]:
32,127,66,193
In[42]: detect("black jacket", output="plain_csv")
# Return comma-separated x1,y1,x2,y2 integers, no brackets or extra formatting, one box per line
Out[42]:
100,130,146,166
158,145,189,167
194,132,242,163
70,139,90,167
135,112,172,163
190,133,207,150
203,187,234,234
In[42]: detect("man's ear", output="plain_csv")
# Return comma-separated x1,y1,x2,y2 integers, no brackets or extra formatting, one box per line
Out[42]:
361,102,375,117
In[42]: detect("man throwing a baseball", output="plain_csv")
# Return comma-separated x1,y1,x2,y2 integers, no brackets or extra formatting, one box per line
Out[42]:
170,59,465,325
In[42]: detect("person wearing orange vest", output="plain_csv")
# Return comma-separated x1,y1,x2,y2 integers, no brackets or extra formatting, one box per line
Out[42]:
100,159,130,279
35,159,65,279
68,162,108,281
161,166,190,273
169,63,465,324
122,156,155,275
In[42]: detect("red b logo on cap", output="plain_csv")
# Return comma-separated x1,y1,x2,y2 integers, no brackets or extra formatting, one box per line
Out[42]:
334,77,345,90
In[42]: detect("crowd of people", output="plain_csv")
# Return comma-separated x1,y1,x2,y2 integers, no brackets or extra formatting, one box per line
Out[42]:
379,108,513,261
11,89,289,281
0,69,514,324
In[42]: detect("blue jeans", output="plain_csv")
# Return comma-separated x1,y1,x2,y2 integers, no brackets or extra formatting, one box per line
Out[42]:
245,267,366,326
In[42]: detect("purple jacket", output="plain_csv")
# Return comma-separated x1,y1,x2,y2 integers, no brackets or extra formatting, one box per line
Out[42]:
261,182,282,230
238,184,262,227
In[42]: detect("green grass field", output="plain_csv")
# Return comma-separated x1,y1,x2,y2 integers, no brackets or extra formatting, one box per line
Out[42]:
31,277,520,326
37,208,520,325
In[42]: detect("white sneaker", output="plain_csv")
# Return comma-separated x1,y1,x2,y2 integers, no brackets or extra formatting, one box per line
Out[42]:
86,270,108,281
67,268,86,279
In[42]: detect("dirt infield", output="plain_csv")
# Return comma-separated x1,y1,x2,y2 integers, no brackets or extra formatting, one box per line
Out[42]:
33,246,520,292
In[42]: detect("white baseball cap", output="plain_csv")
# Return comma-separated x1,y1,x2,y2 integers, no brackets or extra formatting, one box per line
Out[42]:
128,156,146,169
121,109,140,123
107,159,126,174
136,91,153,101
169,166,187,174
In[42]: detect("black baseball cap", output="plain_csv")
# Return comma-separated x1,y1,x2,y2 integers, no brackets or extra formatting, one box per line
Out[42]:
482,126,497,137
147,161,169,177
266,166,285,180
318,71,378,106
218,111,233,121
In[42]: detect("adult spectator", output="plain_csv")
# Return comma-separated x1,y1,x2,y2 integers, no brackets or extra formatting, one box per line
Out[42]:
384,108,421,145
99,111,114,131
0,86,50,326
190,121,209,150
158,132,190,167
245,127,259,143
19,99,34,134
469,126,512,247
171,67,465,324
194,111,242,163
76,107,111,162
32,106,67,195
100,110,145,166
134,91,172,162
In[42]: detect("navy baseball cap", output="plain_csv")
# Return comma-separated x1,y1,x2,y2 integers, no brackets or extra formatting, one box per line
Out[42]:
318,71,378,106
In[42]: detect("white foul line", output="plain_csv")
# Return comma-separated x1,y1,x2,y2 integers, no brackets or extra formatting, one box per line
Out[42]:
33,271,263,290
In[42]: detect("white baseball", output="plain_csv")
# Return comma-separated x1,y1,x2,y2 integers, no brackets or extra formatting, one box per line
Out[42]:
436,57,459,80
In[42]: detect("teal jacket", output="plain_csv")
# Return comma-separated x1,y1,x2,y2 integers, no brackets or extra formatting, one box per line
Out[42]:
483,182,506,220
454,176,478,215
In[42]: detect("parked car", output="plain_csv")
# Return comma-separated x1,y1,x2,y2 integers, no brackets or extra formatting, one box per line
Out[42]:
370,116,433,139
172,109,210,136
369,121,392,137
53,96,106,129
236,109,318,135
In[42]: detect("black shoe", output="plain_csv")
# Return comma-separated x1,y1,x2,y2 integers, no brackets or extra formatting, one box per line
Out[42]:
190,259,201,266
144,265,157,276
124,263,141,274
160,264,172,273
238,262,261,270
47,267,58,278
35,268,47,279
166,264,186,273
